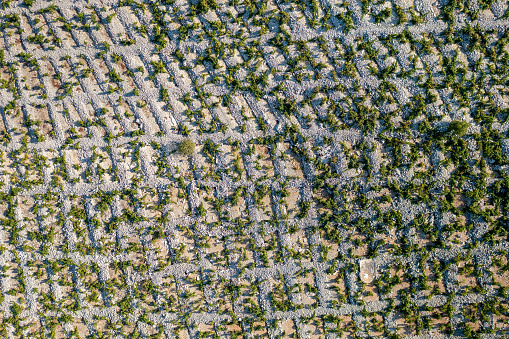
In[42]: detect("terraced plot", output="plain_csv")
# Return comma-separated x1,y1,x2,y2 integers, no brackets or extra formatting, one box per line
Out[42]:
0,0,508,338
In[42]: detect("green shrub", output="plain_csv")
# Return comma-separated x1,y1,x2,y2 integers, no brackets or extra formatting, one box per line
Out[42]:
177,138,195,156
22,0,34,7
448,120,469,136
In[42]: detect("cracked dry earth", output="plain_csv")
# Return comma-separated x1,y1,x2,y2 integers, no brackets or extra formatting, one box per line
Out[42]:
0,0,508,338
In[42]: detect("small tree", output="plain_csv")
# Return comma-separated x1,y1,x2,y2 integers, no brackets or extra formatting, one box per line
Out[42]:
177,138,195,156
448,120,469,136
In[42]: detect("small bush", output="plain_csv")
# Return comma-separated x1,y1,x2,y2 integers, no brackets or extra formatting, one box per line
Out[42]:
177,139,195,156
448,120,470,136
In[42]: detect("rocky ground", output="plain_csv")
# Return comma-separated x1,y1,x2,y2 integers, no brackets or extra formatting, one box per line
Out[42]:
0,0,508,338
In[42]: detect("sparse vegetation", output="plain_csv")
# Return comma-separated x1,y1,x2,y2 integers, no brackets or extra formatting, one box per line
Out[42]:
0,0,506,338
